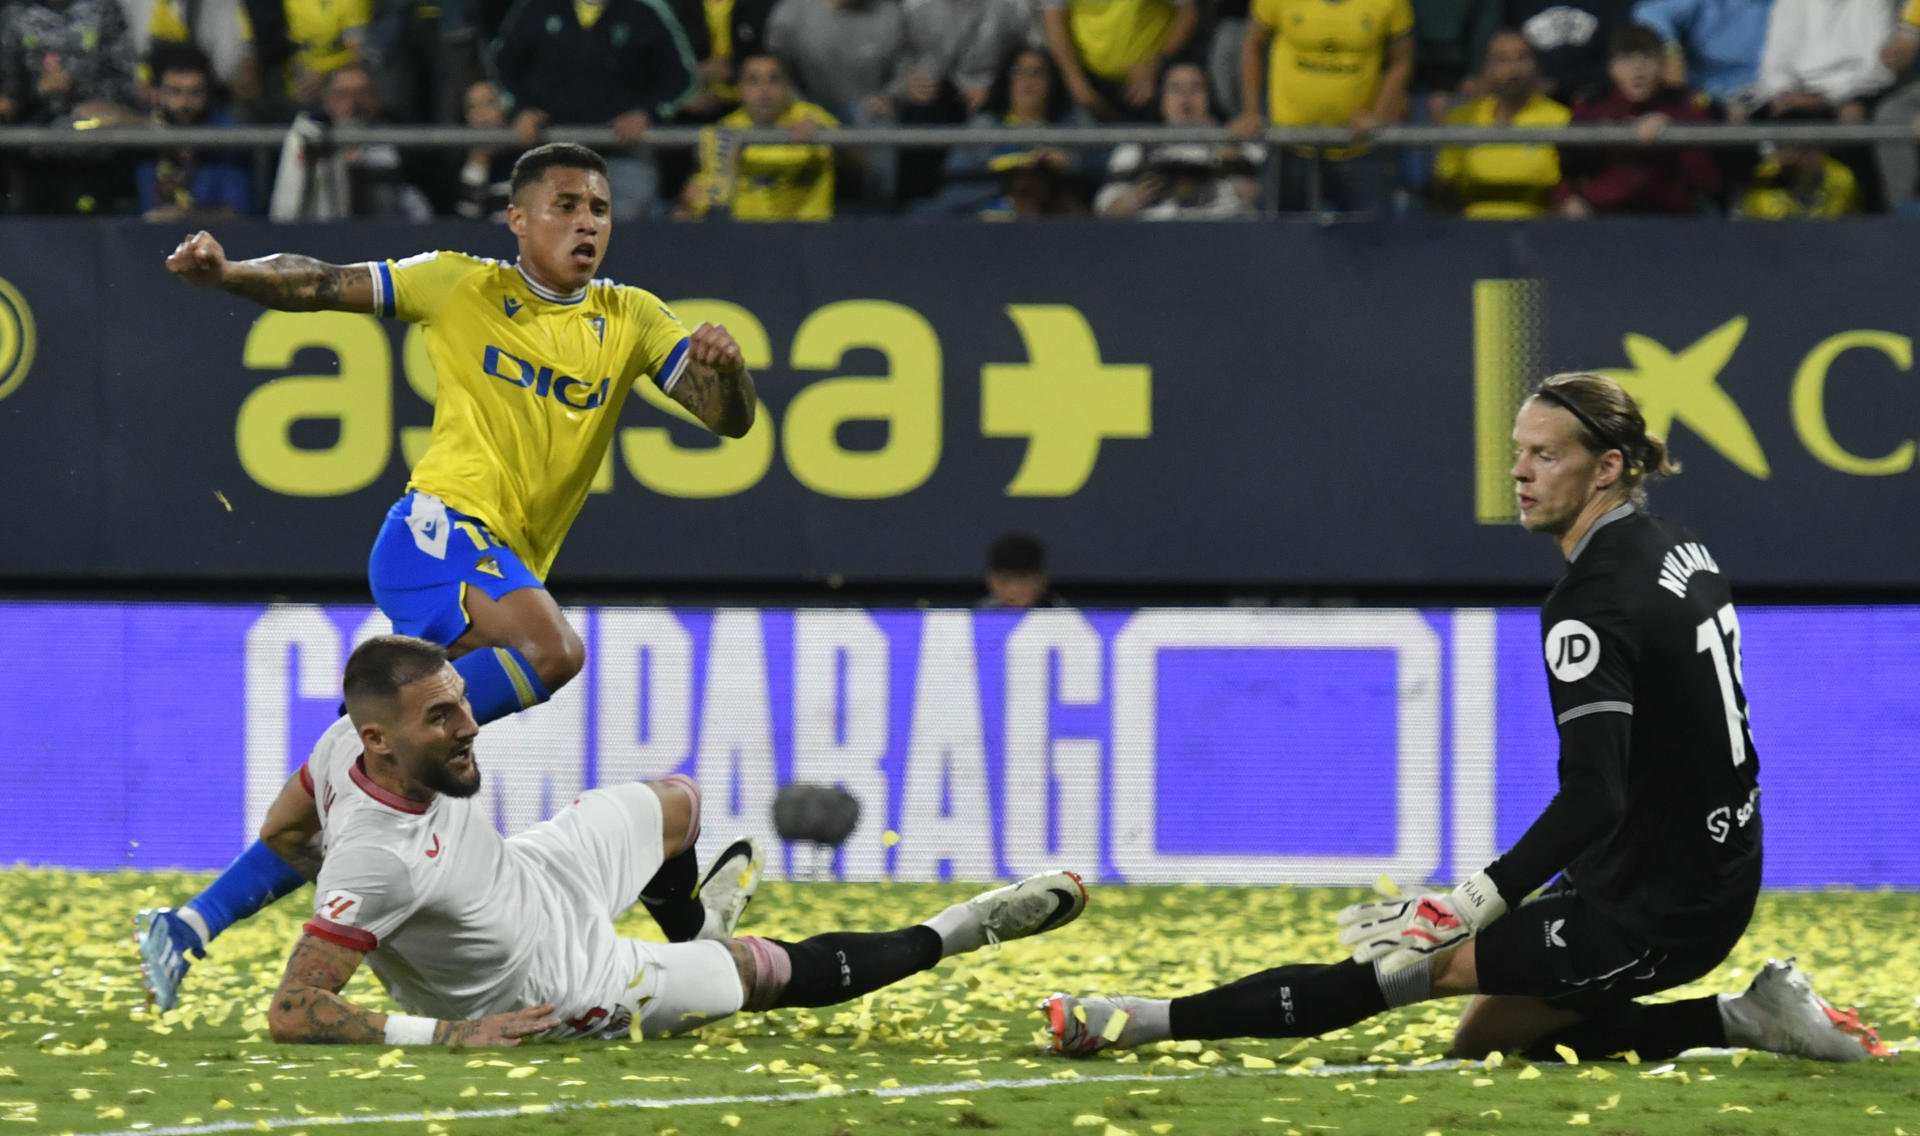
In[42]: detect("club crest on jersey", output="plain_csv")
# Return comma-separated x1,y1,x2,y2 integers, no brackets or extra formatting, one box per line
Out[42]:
1545,619,1600,682
589,315,606,342
482,345,612,410
504,297,522,317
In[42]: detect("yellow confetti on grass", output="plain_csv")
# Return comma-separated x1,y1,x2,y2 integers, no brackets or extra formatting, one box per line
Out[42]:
1517,1066,1542,1080
936,1098,972,1106
1074,1116,1109,1127
505,1065,538,1079
1554,1044,1580,1065
721,1115,741,1127
1568,1112,1590,1125
1243,1055,1276,1070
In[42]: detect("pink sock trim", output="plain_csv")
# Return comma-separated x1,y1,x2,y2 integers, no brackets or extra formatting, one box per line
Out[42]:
738,936,791,1012
657,774,701,853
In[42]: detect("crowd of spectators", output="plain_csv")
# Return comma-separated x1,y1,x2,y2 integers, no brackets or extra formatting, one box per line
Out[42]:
4,0,1920,217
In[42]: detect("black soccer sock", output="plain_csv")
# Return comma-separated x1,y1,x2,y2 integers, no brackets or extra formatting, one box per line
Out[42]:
640,847,705,943
1169,961,1389,1040
1527,996,1727,1062
771,927,944,1008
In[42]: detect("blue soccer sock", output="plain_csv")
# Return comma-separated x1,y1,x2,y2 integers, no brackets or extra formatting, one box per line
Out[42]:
182,840,308,947
454,645,552,725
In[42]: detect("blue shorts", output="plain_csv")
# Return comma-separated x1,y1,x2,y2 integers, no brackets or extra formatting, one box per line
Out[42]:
367,491,543,647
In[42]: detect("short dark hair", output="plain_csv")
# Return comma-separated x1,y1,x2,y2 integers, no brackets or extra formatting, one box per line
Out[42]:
1609,23,1665,60
510,142,610,201
989,531,1047,574
1482,27,1533,64
148,43,214,84
343,635,450,717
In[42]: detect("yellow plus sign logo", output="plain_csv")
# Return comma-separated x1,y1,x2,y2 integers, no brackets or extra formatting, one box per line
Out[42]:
981,305,1152,496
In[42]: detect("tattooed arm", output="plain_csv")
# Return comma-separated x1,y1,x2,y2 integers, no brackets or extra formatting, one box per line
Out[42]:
166,231,375,313
669,321,757,438
268,933,560,1046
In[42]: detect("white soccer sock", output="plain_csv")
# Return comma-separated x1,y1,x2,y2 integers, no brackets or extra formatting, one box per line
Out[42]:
922,903,984,958
1716,992,1763,1049
1114,997,1172,1047
177,906,212,949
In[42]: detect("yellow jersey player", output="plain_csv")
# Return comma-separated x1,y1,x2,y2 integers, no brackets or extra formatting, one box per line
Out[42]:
138,143,756,1011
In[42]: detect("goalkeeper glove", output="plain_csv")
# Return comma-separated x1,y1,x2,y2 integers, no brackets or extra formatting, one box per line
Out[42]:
1336,871,1508,976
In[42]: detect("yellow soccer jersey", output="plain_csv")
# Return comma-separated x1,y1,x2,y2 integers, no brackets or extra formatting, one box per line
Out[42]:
285,0,371,88
1254,0,1411,126
1056,0,1178,80
1435,95,1569,219
686,102,838,221
369,251,691,579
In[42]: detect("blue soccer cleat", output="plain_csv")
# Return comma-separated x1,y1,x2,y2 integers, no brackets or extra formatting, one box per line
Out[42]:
135,907,206,1011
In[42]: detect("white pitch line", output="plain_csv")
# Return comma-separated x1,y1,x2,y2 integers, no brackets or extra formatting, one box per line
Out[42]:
71,1057,1481,1136
75,1046,1857,1136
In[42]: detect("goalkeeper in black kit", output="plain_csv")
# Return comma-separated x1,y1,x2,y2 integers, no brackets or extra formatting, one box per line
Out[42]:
1043,372,1888,1064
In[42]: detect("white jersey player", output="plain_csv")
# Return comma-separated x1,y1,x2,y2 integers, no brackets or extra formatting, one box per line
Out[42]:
262,635,1090,1048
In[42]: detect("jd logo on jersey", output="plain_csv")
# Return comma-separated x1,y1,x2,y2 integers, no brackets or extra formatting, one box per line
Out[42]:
1545,619,1600,682
482,344,612,410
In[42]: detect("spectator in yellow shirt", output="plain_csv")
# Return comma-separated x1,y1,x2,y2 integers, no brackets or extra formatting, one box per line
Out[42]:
1737,140,1862,218
1434,29,1570,217
1232,0,1413,212
283,0,371,105
679,53,840,219
1041,0,1199,121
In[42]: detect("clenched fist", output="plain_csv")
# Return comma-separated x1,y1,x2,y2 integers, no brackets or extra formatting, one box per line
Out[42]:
167,231,228,287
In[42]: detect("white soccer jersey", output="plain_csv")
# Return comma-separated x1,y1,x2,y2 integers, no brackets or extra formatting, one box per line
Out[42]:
301,717,548,1022
297,719,742,1039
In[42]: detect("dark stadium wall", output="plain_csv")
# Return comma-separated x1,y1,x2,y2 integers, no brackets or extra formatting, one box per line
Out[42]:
0,219,1916,588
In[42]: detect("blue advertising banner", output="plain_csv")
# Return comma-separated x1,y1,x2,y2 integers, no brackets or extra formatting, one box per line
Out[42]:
0,221,1916,585
2,601,1912,888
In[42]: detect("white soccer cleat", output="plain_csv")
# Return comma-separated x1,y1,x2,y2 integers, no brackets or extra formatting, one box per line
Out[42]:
1040,992,1141,1057
964,871,1088,947
134,907,205,1012
695,837,762,939
1731,958,1889,1062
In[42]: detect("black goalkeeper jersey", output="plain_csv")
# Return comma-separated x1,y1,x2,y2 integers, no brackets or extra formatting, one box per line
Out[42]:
1484,504,1763,950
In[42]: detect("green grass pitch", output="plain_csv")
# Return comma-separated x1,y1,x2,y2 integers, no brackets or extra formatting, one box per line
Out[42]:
1,870,1914,1136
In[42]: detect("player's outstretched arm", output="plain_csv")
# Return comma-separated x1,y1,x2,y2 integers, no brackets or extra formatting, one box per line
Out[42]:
671,321,757,438
166,231,375,314
260,771,325,881
268,932,560,1046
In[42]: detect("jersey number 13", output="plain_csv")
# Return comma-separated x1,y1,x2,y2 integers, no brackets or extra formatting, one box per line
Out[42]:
1696,603,1752,766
